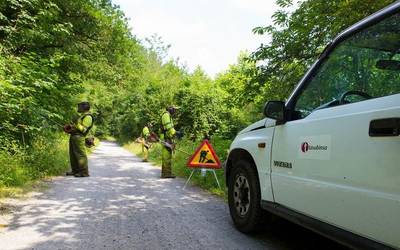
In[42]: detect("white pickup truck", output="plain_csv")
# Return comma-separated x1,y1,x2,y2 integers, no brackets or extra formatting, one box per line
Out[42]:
225,2,400,250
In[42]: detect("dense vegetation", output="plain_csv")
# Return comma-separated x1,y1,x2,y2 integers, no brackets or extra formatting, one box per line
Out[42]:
0,0,396,194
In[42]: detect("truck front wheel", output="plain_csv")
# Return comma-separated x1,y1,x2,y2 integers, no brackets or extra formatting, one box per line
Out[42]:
228,160,265,233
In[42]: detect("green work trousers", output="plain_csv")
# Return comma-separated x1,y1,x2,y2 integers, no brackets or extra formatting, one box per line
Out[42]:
161,145,173,177
69,135,89,175
142,141,149,161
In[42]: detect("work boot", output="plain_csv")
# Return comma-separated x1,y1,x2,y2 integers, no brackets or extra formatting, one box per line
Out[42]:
66,171,76,176
161,175,176,179
142,159,148,162
74,173,90,177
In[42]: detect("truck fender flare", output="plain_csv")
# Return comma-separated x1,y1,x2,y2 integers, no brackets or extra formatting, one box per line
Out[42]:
225,148,259,187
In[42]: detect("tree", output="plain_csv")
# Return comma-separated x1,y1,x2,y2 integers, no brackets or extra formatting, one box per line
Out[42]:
250,0,397,100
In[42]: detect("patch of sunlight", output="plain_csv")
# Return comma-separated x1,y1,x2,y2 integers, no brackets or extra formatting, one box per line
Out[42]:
121,195,147,201
115,163,135,171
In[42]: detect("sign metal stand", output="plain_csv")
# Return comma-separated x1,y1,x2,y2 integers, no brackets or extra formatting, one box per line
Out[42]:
183,168,221,190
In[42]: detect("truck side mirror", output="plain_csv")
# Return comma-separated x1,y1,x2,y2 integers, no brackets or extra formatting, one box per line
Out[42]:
263,101,286,123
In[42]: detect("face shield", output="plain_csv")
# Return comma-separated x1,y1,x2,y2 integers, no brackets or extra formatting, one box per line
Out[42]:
78,102,90,113
167,106,176,116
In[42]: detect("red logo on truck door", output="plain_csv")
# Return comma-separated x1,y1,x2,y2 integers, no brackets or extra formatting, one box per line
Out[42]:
301,142,309,152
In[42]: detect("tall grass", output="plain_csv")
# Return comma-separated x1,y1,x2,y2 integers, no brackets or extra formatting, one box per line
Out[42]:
124,137,231,198
0,133,70,198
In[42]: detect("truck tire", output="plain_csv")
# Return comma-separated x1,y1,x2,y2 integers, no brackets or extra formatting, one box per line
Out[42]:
228,160,265,233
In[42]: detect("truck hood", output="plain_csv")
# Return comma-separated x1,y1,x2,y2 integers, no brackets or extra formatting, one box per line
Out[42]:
238,118,268,135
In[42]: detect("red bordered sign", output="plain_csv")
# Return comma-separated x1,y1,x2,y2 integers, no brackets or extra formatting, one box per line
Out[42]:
187,140,221,169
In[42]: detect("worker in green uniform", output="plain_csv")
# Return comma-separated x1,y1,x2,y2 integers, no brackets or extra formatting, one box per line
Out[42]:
141,123,151,162
64,102,94,177
160,106,177,178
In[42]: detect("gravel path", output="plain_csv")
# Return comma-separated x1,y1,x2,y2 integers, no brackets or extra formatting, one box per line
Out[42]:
0,142,347,250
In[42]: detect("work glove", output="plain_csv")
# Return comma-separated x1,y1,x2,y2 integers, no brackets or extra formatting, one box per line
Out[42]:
63,124,73,134
166,128,176,139
148,132,159,142
175,130,184,140
85,137,95,147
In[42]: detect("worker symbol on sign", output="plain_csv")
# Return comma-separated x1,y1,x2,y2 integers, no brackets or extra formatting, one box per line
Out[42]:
199,150,215,163
199,150,208,163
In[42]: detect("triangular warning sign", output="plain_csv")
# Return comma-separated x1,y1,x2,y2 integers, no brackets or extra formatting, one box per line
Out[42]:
187,140,221,169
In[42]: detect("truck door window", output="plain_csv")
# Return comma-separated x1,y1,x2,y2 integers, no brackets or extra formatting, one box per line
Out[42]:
294,13,400,119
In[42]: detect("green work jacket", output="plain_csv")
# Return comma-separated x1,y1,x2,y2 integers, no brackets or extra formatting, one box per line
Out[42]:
142,126,150,139
74,112,93,136
161,112,176,139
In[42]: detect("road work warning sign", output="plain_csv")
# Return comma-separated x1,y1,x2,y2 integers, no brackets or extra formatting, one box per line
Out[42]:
187,140,221,169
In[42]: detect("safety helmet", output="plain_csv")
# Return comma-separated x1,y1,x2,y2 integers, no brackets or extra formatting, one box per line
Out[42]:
167,106,176,115
78,101,90,113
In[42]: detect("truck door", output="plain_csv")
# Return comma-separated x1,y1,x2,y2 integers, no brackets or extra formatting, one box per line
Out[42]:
271,13,400,247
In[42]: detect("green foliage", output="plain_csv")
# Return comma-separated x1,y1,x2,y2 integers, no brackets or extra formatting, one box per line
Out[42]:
251,0,397,101
0,133,69,188
175,68,227,139
215,53,264,137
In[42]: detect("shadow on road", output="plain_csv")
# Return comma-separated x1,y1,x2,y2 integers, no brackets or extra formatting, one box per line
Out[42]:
249,219,350,250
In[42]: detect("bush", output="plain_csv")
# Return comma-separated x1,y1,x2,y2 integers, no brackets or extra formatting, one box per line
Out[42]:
0,133,69,190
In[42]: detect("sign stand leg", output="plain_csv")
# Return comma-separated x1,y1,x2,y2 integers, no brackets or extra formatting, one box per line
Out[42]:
183,168,221,190
183,169,196,190
212,170,221,189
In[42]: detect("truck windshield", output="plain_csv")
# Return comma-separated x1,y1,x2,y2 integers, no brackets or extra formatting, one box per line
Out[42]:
295,12,400,119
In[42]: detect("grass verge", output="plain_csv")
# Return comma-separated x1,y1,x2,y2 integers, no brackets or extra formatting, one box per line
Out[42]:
0,133,99,199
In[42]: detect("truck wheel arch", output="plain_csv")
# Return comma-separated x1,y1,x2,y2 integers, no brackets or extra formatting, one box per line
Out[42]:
226,148,259,187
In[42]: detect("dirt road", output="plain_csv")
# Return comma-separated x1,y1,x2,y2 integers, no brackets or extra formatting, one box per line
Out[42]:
0,142,347,250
